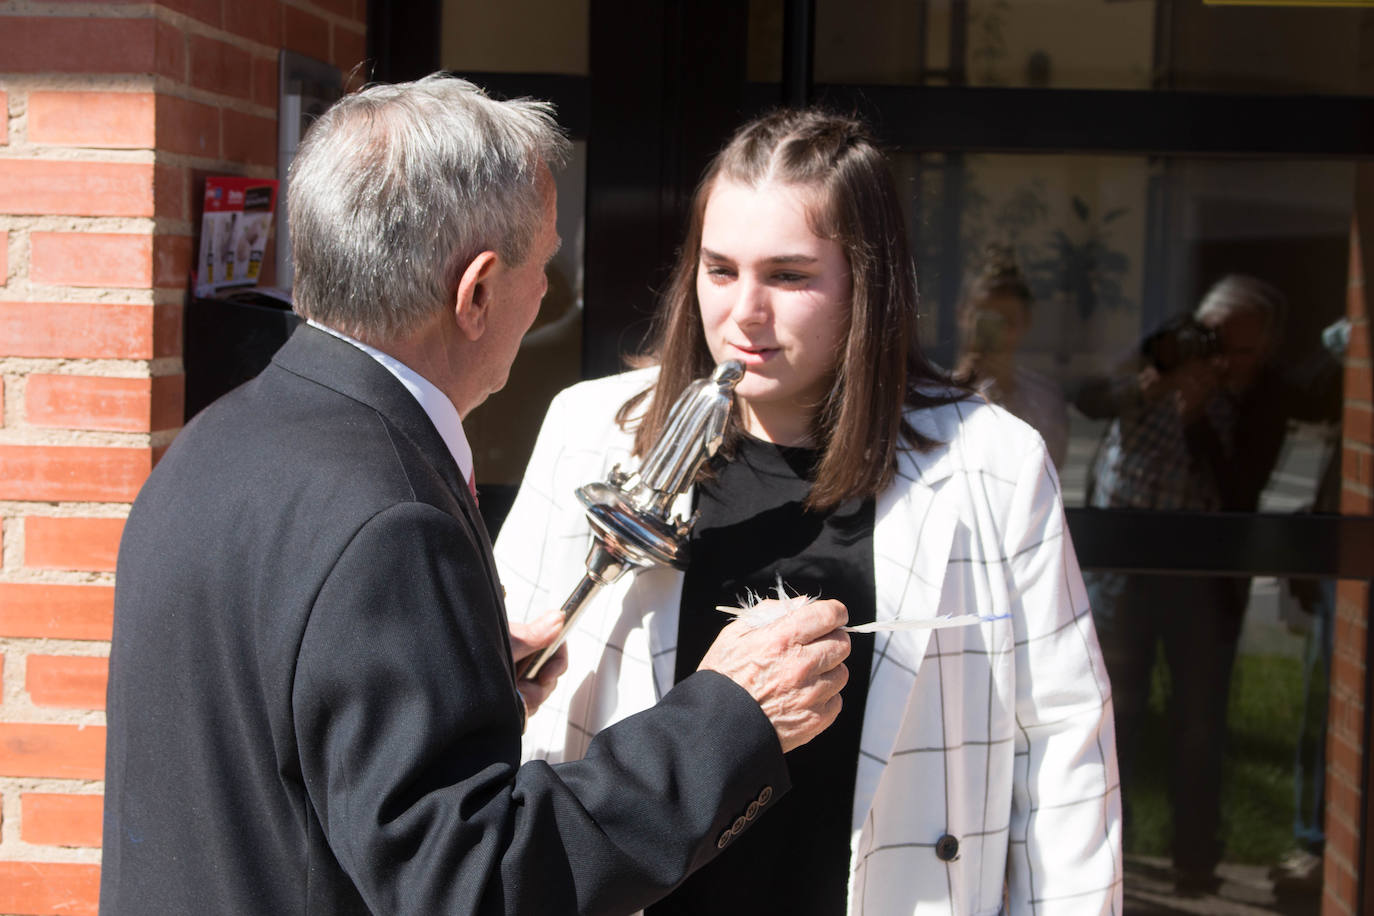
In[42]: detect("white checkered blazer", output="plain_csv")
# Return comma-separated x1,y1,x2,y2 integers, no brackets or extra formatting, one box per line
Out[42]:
496,368,1122,915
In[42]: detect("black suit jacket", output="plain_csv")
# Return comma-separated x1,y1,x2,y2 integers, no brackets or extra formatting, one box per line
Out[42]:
100,325,787,915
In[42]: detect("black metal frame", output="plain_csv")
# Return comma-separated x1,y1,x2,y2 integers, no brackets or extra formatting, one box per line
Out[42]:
365,0,441,85
807,85,1374,158
1067,509,1374,580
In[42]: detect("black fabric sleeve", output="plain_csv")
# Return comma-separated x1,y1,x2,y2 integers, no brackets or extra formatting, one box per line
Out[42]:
293,502,788,916
1071,372,1143,420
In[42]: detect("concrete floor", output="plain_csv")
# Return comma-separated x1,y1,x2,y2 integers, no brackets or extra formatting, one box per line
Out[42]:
1124,856,1321,916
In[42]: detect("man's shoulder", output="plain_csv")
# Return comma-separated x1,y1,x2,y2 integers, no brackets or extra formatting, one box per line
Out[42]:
155,362,439,521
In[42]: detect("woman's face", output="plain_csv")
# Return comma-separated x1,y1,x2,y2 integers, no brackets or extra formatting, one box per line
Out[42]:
959,290,1030,357
695,179,852,446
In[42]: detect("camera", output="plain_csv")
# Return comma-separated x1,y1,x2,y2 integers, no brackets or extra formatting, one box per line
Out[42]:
1140,316,1220,372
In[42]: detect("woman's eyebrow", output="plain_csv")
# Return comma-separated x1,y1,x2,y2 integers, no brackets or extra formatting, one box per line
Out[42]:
699,247,818,265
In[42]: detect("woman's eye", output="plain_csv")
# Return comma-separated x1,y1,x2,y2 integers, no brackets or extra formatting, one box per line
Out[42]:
704,265,735,280
773,272,807,284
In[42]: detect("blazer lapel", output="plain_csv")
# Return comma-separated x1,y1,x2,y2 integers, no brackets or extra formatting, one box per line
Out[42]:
641,487,694,699
853,425,959,828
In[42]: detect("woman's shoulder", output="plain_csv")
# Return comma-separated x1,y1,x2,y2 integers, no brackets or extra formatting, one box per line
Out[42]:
905,389,1048,467
547,366,660,418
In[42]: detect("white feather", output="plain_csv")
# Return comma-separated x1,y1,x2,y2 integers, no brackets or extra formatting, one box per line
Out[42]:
716,574,1011,632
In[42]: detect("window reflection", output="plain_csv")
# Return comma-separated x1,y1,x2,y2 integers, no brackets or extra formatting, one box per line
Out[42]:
905,151,1352,903
749,0,1368,95
903,153,1353,513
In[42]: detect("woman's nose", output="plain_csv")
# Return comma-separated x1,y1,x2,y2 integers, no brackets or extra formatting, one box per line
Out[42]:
730,279,769,326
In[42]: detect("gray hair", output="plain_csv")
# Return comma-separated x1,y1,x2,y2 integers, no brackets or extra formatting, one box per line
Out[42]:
288,73,570,340
1194,273,1287,345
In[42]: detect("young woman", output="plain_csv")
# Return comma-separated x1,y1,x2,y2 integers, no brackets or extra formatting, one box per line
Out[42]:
495,109,1121,915
953,245,1070,469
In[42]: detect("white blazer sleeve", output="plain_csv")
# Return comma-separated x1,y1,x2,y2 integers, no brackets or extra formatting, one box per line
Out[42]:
494,373,655,765
495,375,647,629
494,386,584,628
1003,443,1123,914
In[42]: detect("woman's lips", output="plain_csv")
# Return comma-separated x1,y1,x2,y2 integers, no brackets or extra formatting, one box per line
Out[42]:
728,343,778,365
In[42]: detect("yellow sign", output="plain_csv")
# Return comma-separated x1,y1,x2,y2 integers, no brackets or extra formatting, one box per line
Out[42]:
1204,1,1374,6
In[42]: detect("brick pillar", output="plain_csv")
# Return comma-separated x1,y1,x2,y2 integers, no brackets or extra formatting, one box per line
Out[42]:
0,4,365,914
1324,177,1374,915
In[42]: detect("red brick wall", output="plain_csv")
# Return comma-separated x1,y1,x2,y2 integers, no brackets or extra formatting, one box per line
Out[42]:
1325,195,1374,915
0,4,365,914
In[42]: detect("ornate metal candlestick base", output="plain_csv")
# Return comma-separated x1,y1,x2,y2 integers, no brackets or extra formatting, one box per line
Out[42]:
520,360,744,679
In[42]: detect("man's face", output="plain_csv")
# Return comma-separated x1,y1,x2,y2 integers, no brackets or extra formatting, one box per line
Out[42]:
1203,307,1270,394
477,167,561,402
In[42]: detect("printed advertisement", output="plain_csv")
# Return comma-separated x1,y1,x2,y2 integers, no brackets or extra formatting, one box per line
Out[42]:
196,177,280,296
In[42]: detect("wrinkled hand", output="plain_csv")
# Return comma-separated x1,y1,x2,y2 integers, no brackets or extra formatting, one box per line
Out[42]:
698,598,850,753
510,611,569,722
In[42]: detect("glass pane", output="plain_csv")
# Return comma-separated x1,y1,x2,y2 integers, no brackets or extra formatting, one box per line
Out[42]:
903,150,1356,908
464,141,587,486
1088,572,1348,909
903,153,1353,508
794,0,1366,94
440,0,589,75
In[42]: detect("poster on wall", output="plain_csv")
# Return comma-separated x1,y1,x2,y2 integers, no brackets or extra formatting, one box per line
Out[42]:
195,177,280,297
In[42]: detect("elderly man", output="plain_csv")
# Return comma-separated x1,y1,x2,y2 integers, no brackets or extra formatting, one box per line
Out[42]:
1075,274,1337,895
100,74,849,916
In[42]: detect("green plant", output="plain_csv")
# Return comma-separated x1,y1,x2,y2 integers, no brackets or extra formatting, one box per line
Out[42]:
1027,196,1132,320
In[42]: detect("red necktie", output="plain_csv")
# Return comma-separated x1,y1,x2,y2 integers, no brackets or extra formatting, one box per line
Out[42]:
467,473,478,505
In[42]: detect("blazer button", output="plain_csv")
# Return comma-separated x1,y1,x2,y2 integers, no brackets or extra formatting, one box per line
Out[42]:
717,830,731,849
745,800,761,820
757,786,773,805
935,834,959,862
731,816,747,835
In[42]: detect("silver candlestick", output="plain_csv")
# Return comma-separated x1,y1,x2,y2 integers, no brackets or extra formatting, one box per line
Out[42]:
520,360,744,679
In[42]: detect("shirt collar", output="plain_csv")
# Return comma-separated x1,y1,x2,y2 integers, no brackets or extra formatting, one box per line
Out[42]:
306,320,475,485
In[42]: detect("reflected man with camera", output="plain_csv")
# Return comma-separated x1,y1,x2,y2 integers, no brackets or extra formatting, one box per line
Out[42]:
1073,274,1289,896
1135,299,1271,430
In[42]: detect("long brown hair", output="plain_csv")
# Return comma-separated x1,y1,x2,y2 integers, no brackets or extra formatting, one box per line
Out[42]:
618,108,964,510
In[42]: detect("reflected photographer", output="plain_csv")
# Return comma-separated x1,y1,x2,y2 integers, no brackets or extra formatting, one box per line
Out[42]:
1140,313,1220,373
1073,273,1328,895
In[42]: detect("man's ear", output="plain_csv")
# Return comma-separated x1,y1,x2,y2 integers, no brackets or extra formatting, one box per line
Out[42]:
454,251,500,341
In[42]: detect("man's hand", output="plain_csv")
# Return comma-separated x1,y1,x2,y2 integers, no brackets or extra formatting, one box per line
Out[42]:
510,611,569,721
698,598,850,753
1141,359,1222,421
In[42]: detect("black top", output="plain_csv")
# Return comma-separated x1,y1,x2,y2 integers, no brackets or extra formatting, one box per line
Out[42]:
649,436,878,915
